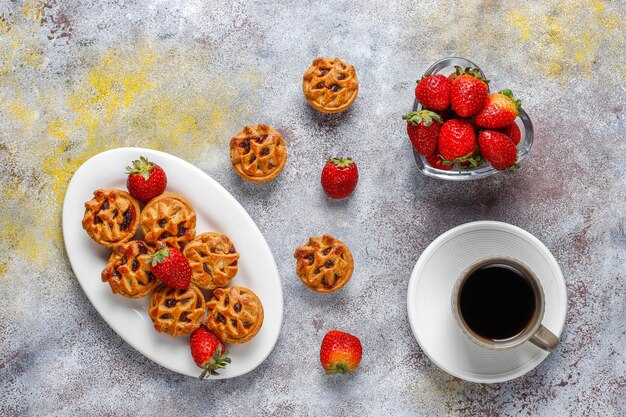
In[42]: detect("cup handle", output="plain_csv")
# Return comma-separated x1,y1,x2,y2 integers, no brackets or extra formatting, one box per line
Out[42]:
529,325,559,352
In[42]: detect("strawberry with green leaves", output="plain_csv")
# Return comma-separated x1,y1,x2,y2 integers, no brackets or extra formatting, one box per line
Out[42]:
415,74,452,111
126,156,167,204
450,66,489,118
149,245,191,289
320,330,362,374
478,130,519,170
474,90,521,129
190,325,231,379
437,119,477,164
321,158,358,199
402,110,442,156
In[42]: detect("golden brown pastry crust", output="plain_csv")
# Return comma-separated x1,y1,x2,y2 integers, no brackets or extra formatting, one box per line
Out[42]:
293,234,354,293
206,286,264,344
183,232,240,290
101,240,158,298
302,57,359,113
148,284,205,337
140,192,196,250
82,189,141,247
229,124,287,183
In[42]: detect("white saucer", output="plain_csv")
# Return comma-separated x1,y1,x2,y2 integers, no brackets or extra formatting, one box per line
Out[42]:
406,221,567,383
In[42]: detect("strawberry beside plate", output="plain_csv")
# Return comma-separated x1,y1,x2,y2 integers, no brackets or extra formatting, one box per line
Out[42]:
62,147,283,379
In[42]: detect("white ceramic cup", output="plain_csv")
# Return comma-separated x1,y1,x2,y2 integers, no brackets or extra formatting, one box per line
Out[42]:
452,257,559,352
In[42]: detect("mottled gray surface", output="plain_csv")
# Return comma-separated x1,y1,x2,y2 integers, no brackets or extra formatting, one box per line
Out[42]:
1,0,625,416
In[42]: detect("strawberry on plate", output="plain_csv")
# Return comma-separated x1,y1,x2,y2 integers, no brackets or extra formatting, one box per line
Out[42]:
450,66,489,118
474,90,521,129
478,130,519,170
149,245,191,289
321,157,358,199
415,74,452,111
497,122,521,145
190,325,231,379
126,156,167,204
320,330,362,374
402,110,442,156
437,119,477,164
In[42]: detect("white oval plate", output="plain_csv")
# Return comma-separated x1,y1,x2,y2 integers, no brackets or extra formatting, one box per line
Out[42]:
62,147,283,379
407,221,567,383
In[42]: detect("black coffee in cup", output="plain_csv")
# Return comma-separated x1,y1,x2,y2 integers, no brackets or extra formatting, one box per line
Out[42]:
459,263,536,341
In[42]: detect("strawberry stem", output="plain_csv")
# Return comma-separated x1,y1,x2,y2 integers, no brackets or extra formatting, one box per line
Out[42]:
402,110,442,127
441,153,483,171
125,156,154,180
499,89,521,110
327,362,352,374
506,162,521,172
453,66,489,84
329,157,354,168
149,246,170,267
198,344,231,380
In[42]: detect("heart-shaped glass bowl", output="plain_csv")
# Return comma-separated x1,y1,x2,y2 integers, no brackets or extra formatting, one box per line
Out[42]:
411,57,534,181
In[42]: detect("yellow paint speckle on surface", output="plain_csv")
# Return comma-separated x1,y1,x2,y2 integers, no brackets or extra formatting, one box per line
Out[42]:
0,180,42,264
21,0,46,25
9,99,36,127
1,39,257,267
425,0,625,80
507,10,531,42
522,0,624,78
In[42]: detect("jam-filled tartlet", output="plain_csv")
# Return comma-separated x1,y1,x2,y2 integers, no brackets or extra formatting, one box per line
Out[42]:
293,234,354,293
229,124,287,183
82,189,141,247
205,286,264,344
302,57,359,113
101,240,158,298
183,232,240,290
140,192,196,250
148,283,205,337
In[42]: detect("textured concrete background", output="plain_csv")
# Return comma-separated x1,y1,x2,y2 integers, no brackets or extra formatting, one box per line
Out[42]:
1,0,625,416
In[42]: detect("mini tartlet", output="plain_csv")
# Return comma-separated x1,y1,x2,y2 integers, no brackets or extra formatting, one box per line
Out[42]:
101,240,158,298
140,192,197,250
302,57,359,113
206,286,264,344
82,189,141,247
229,124,287,183
183,232,239,290
148,283,205,337
293,234,354,293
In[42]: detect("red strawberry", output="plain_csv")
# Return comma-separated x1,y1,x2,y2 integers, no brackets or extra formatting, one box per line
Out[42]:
190,325,231,379
474,90,521,129
148,245,191,289
415,74,451,111
497,122,521,145
478,130,519,170
450,66,489,118
321,157,358,199
126,156,167,204
425,153,453,171
437,119,477,163
320,330,362,374
402,110,442,156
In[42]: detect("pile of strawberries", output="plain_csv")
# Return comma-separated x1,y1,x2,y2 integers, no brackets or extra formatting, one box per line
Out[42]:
403,66,522,172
